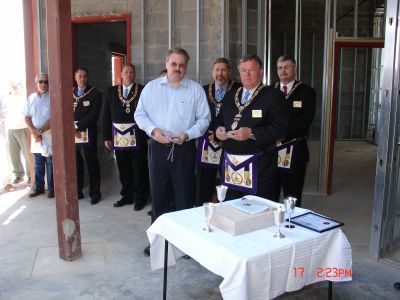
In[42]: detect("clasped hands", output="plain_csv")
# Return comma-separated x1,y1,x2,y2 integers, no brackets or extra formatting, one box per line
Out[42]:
152,128,188,145
215,126,252,141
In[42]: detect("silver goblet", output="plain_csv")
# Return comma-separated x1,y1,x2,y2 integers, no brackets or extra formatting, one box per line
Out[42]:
273,206,286,238
202,202,216,232
284,197,297,229
216,185,228,206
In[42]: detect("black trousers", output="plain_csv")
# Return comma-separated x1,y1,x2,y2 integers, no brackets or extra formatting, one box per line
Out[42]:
148,140,196,223
225,152,278,202
115,149,149,206
76,143,101,199
274,140,309,207
195,166,219,206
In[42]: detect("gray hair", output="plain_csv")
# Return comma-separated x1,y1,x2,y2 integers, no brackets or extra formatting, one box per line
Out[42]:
35,73,48,83
238,54,263,69
277,54,297,65
166,48,190,64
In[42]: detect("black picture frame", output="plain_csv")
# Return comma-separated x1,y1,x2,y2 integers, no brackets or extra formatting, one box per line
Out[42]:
289,212,344,233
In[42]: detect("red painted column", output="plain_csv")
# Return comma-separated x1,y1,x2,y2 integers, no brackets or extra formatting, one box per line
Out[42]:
45,0,81,261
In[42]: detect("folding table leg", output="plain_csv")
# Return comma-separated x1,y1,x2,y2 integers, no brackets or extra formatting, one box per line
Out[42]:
163,240,169,300
328,281,333,300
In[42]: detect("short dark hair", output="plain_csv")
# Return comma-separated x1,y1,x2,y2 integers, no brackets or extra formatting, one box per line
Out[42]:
238,54,263,69
123,63,136,73
277,54,297,65
166,47,190,64
75,67,89,75
213,57,231,70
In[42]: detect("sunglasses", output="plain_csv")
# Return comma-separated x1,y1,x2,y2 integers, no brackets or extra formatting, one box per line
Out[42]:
38,80,48,84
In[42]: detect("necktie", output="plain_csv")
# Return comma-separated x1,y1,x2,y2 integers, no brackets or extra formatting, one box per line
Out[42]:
241,90,250,105
78,87,84,96
282,85,287,95
216,88,224,102
124,88,129,99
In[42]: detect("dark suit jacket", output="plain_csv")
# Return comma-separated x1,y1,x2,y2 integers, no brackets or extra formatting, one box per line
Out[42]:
216,84,288,155
202,81,242,132
74,85,102,135
103,83,147,150
275,81,316,162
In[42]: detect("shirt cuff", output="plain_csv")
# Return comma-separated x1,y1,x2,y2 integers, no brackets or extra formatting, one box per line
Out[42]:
146,125,157,139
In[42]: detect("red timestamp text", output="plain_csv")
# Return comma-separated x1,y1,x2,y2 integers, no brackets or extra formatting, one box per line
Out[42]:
316,267,352,278
292,267,352,278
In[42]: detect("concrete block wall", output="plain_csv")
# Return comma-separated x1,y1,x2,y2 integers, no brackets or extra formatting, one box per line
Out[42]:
36,0,375,141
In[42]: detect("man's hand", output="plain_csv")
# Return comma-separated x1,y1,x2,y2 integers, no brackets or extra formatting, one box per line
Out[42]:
215,126,228,141
30,128,41,138
151,128,173,144
104,140,112,150
171,132,189,145
229,127,252,141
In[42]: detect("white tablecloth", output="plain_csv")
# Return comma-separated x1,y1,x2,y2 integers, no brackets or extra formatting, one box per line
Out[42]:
147,199,352,300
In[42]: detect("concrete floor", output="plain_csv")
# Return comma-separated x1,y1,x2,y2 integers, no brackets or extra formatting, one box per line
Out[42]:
0,141,400,300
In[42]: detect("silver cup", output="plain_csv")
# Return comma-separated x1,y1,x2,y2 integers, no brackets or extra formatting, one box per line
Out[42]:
273,206,286,238
203,202,216,232
284,197,297,229
216,185,228,206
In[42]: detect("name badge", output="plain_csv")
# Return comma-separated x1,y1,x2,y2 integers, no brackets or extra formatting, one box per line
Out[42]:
252,110,262,118
83,101,90,107
293,101,302,108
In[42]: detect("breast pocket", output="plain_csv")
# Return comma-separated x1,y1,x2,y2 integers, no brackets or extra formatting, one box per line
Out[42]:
177,100,194,120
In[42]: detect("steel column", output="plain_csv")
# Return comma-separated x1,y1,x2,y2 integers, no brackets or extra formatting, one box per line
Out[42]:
168,0,174,49
196,0,201,82
241,0,247,56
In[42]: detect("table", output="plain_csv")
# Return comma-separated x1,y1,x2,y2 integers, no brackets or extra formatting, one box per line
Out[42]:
147,198,352,300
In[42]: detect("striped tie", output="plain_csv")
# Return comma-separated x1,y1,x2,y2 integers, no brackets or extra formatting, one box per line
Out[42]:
216,88,224,102
241,90,250,105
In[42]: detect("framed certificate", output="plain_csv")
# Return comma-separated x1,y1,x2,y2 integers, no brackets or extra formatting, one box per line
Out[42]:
290,212,344,233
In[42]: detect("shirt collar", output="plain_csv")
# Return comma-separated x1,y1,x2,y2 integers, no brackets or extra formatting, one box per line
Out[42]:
162,76,188,88
123,83,134,91
280,79,295,92
215,82,228,91
243,83,260,96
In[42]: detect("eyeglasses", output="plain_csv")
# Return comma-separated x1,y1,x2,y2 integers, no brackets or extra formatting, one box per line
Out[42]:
38,80,48,84
277,65,295,71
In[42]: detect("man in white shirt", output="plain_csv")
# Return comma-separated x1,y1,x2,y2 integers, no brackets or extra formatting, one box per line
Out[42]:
135,47,210,255
24,73,54,198
4,81,31,184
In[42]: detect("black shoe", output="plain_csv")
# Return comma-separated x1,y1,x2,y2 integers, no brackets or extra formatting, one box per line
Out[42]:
143,245,150,257
113,199,133,207
394,282,400,290
29,190,45,198
13,177,24,184
133,203,145,211
78,192,84,199
48,191,55,198
147,210,152,216
90,197,101,205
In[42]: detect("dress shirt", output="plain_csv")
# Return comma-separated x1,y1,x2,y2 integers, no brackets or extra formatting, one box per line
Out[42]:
4,94,27,129
123,83,134,99
135,76,210,140
23,91,51,129
280,80,295,94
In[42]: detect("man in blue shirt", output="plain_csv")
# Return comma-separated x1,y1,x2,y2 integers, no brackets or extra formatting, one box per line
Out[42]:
135,48,210,255
24,73,54,198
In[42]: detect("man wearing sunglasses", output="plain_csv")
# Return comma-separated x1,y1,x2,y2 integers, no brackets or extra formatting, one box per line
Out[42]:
24,73,54,198
273,54,316,207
